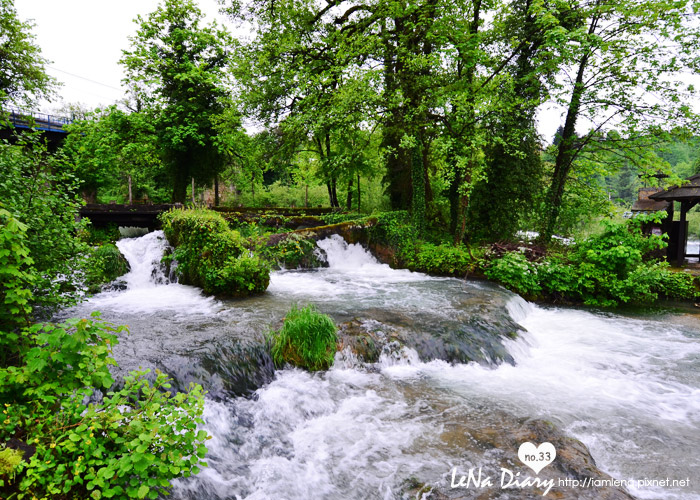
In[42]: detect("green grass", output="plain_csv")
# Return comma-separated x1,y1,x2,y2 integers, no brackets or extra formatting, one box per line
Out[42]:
269,304,338,371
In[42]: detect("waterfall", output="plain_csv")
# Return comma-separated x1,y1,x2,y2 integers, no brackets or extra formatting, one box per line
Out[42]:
116,230,172,288
88,230,218,315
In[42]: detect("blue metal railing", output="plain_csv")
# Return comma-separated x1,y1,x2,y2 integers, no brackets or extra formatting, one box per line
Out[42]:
2,106,73,133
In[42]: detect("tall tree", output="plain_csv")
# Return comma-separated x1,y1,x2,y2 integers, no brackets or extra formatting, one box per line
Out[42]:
467,0,575,241
0,0,55,108
539,0,700,241
62,106,164,203
120,0,235,202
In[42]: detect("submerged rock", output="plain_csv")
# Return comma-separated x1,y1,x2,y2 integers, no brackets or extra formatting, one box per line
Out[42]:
398,398,636,500
338,304,522,367
157,339,275,400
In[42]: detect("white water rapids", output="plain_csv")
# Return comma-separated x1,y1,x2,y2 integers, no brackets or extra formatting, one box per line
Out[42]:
69,232,700,500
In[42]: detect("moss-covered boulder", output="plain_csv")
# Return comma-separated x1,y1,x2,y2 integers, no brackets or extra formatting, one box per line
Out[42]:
160,208,270,296
85,243,130,293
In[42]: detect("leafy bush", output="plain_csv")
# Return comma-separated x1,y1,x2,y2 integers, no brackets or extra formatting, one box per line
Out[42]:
79,224,122,246
0,209,34,333
0,134,88,313
0,211,209,499
160,209,270,296
486,213,699,306
261,233,320,269
84,244,130,293
485,251,542,297
0,446,23,486
367,211,418,262
407,242,476,276
269,305,338,371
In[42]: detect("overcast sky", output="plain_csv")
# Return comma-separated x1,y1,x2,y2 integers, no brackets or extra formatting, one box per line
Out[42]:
16,0,564,141
16,0,229,110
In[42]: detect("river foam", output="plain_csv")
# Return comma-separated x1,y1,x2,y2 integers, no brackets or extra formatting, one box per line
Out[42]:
87,230,219,316
68,231,699,499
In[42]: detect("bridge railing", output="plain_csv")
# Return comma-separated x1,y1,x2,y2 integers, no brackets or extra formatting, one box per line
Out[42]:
2,106,73,133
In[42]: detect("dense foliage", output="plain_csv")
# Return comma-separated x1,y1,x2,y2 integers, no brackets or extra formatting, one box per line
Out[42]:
0,0,55,107
0,134,88,313
120,0,238,203
0,209,209,499
160,209,270,296
485,213,699,306
269,304,338,371
84,244,130,294
62,107,165,203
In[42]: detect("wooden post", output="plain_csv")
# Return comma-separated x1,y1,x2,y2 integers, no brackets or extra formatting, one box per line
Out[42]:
677,200,688,265
214,175,220,207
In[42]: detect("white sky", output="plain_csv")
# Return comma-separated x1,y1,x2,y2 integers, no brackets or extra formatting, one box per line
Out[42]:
16,0,565,142
16,0,230,111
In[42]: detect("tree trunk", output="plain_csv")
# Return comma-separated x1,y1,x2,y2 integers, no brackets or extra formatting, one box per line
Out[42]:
453,0,481,245
356,174,361,211
346,176,354,210
214,175,219,207
191,177,196,205
171,169,188,203
540,15,599,243
128,174,133,204
326,182,333,207
305,184,309,208
331,177,339,208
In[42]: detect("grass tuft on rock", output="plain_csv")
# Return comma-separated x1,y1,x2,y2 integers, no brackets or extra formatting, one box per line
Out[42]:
270,305,338,371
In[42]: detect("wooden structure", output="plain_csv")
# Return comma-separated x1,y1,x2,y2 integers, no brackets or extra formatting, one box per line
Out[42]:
649,174,700,264
79,204,339,229
79,204,175,229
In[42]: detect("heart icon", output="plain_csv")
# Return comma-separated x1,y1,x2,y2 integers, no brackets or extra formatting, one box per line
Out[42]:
518,442,556,474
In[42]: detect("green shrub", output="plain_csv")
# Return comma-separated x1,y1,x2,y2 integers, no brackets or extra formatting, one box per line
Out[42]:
656,268,698,300
484,251,542,297
407,242,476,276
79,224,122,246
0,134,87,313
486,213,699,306
269,305,338,371
203,254,270,295
0,446,23,486
84,244,130,292
261,233,320,269
367,211,418,262
0,212,209,499
160,209,270,296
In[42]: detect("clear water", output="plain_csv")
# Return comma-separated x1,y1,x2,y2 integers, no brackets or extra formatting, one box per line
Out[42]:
64,232,700,500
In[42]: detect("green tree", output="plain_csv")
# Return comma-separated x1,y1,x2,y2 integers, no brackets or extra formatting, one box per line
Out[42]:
0,0,55,107
62,106,165,203
539,0,700,241
120,0,236,202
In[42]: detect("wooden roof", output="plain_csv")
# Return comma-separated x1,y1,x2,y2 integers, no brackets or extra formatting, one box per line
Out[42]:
649,174,700,201
631,198,671,212
631,187,671,212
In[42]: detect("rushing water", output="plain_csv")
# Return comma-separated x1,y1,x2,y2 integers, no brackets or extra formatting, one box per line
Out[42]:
63,231,700,500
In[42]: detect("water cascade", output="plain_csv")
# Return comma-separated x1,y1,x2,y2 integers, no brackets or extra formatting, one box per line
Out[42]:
62,231,700,499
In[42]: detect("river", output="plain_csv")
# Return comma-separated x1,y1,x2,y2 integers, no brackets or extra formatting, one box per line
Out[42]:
62,231,700,500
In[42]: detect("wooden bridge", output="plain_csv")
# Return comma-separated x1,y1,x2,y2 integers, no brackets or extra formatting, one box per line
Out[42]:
79,204,338,229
